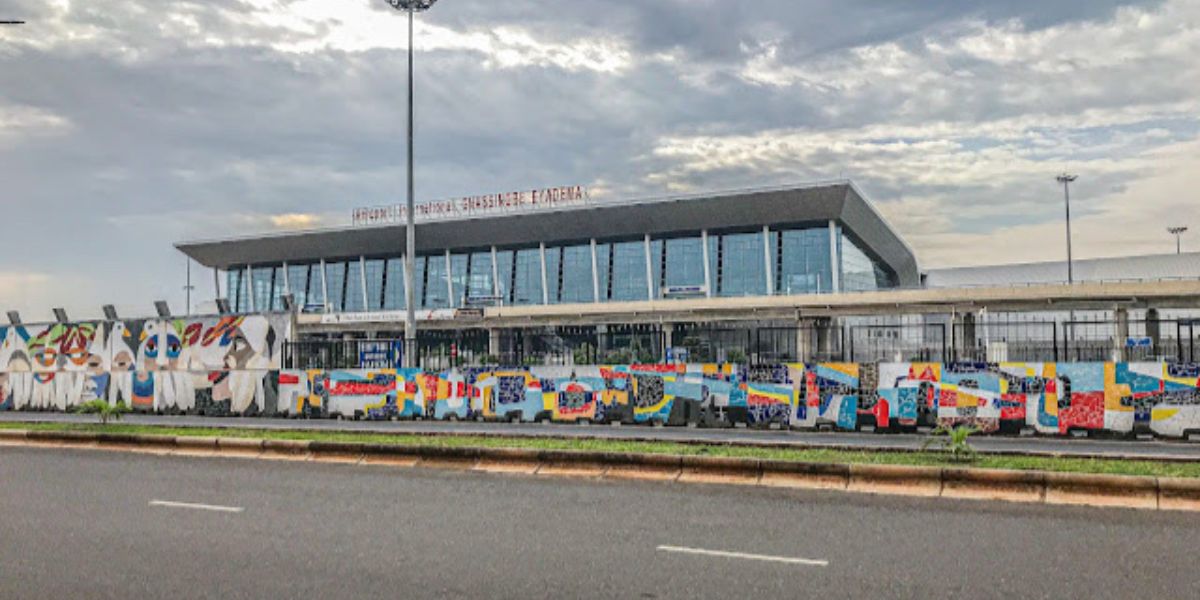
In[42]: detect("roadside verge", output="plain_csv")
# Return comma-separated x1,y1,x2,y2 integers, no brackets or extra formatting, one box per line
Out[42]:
3,427,1197,512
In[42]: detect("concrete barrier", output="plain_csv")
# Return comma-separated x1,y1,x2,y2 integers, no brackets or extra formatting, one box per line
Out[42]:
760,460,849,490
941,468,1046,503
359,443,422,467
678,455,762,486
536,450,609,478
474,447,542,475
1156,478,1200,512
0,429,29,443
260,439,312,461
26,430,99,447
603,453,683,482
411,446,481,470
309,441,367,464
848,464,943,497
217,437,265,458
173,436,219,456
6,431,1200,512
1044,472,1159,509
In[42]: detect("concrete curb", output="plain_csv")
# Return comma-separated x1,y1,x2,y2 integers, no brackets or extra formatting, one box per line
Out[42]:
849,464,943,497
0,428,29,442
9,415,1200,463
4,430,1198,512
261,439,312,461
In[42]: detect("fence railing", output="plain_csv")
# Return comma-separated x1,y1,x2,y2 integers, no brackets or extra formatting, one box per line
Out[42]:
284,319,1200,369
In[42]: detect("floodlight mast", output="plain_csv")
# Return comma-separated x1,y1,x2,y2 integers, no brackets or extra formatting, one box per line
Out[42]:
1056,173,1078,285
1168,226,1189,255
384,0,440,368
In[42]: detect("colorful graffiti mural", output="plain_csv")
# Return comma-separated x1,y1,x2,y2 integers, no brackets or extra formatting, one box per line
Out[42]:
270,362,1200,439
3,351,1200,439
0,315,288,415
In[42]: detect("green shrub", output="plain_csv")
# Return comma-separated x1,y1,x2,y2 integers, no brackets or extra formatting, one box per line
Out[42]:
73,400,129,425
922,424,979,463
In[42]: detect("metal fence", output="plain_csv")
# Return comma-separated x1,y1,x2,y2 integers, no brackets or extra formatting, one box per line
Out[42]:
284,318,1200,369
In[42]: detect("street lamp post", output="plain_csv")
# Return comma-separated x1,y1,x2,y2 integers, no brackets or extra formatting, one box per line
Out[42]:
385,0,440,368
1168,227,1189,255
1056,173,1078,285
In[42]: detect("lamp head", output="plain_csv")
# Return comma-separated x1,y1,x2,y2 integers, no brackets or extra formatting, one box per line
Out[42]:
1168,227,1189,235
1056,173,1078,184
386,0,439,11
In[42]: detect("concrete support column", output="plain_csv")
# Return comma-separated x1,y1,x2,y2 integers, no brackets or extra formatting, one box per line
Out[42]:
213,268,222,300
1147,308,1162,357
246,265,256,312
829,220,841,293
796,321,816,364
815,317,837,362
644,234,655,301
281,262,291,296
400,254,410,310
1115,308,1130,362
597,324,609,361
539,242,549,305
488,328,501,357
444,250,454,308
360,256,370,311
958,312,978,361
763,225,774,295
491,246,501,300
701,229,713,298
663,323,675,363
590,238,600,303
319,259,329,311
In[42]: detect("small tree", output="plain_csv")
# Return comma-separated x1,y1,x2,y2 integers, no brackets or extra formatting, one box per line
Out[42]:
922,423,979,463
572,344,595,366
74,400,130,425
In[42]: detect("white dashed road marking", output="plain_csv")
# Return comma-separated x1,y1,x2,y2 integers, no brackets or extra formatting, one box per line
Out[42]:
656,545,828,567
149,500,245,513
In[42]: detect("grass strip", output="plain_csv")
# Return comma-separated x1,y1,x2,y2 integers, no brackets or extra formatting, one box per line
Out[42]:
3,421,1199,479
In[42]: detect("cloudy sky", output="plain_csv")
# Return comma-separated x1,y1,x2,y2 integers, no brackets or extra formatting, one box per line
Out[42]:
1,0,1197,321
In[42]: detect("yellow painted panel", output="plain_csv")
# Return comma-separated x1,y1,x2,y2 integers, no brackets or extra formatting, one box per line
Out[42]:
1152,408,1181,422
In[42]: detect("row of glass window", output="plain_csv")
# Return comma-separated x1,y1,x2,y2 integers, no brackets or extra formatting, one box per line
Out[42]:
228,226,896,313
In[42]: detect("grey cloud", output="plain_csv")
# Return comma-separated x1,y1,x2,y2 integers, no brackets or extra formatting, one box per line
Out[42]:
0,0,1193,320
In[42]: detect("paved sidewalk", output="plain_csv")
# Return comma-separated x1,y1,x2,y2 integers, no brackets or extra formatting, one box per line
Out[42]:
4,411,1199,460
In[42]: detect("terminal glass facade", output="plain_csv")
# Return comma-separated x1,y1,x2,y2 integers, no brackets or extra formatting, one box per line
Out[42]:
383,259,404,310
777,228,833,295
841,232,897,292
224,222,898,312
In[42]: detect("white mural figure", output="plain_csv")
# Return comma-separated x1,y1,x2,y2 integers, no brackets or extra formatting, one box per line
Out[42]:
163,321,196,412
82,326,112,405
225,316,272,414
0,327,33,410
135,320,191,412
108,321,138,409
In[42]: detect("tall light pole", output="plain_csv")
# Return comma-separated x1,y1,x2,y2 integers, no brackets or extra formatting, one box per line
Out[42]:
183,258,195,316
1168,226,1189,255
1056,173,1078,285
385,0,440,368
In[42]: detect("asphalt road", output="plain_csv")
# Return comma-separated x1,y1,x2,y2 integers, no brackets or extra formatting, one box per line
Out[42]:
4,411,1200,460
2,446,1199,599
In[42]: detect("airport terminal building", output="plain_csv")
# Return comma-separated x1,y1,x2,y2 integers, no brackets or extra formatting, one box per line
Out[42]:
177,181,1200,365
180,182,916,313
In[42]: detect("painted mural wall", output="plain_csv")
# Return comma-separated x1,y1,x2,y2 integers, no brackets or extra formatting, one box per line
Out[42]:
0,315,289,415
272,363,1200,439
3,349,1200,439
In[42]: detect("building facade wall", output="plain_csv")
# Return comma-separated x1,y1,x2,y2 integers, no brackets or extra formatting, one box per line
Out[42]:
226,222,900,313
